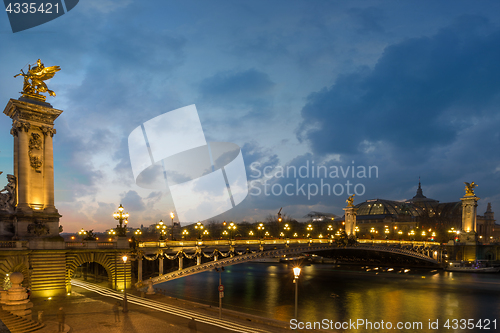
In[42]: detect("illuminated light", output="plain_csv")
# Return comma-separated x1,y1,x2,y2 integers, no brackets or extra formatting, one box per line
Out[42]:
387,268,394,271
108,238,112,241
293,267,301,279
128,239,132,242
96,237,99,240
67,293,70,296
48,297,52,300
404,269,410,273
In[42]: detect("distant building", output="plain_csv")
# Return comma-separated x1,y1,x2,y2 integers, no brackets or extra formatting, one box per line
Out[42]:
342,181,498,242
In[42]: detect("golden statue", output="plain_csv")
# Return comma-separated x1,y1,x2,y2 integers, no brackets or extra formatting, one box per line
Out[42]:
346,194,355,207
14,59,60,102
464,182,477,196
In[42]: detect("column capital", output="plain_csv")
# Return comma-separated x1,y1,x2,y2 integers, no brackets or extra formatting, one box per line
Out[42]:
41,126,56,137
10,120,31,136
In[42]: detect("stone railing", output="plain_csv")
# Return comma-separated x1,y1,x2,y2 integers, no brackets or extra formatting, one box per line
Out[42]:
65,242,117,249
0,241,27,249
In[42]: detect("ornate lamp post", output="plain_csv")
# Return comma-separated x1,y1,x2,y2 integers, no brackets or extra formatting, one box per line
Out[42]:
182,229,189,239
327,225,333,238
306,224,313,238
134,229,142,236
203,229,209,239
277,207,282,223
78,228,87,239
195,222,204,239
228,222,236,240
113,204,129,237
122,255,128,313
248,230,254,238
170,212,175,240
283,224,290,238
222,230,229,239
257,223,265,239
293,267,301,319
156,220,167,240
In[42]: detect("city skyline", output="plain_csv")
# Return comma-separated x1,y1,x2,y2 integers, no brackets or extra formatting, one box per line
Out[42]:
1,1,500,232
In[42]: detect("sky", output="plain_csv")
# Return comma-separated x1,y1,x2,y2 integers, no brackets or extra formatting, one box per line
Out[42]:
0,0,499,233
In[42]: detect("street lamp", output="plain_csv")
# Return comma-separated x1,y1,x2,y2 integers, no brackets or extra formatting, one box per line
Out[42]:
257,223,265,238
156,220,167,240
222,230,229,238
248,230,254,237
215,267,225,319
228,222,236,240
398,230,403,240
283,224,290,238
203,229,209,238
122,255,128,313
113,204,129,237
277,207,282,223
306,224,313,238
195,222,204,239
182,229,189,239
293,267,301,319
170,212,175,240
78,228,87,238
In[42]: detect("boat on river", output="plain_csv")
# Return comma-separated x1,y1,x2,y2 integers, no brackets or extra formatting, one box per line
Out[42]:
446,260,500,273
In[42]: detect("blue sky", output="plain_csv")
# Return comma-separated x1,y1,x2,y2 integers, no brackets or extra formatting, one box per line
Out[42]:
1,0,499,232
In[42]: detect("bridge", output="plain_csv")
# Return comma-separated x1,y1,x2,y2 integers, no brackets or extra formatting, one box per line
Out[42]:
134,238,442,289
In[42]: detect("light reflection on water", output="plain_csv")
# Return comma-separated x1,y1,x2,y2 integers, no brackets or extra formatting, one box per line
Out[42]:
157,263,500,332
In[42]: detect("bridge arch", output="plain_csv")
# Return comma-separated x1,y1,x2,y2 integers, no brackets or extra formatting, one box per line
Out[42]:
66,252,116,292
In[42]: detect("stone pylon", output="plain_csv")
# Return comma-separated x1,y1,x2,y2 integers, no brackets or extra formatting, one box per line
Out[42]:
2,98,63,238
343,195,358,237
460,183,480,244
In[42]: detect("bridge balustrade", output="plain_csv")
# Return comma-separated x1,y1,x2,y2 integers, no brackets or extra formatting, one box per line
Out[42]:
0,241,27,249
65,242,117,249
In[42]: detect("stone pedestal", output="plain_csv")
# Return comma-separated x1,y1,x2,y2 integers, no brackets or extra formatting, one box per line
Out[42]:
343,206,358,237
2,272,33,319
2,98,63,239
145,279,155,295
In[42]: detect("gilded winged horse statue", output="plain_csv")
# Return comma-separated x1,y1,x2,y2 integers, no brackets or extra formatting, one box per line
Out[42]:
14,59,61,102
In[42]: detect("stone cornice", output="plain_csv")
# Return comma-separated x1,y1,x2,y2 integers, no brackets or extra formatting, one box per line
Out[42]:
3,98,63,126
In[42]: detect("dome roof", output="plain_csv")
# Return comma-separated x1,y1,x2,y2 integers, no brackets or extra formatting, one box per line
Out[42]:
355,199,421,217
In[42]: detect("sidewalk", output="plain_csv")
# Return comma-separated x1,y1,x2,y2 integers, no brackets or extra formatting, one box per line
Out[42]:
29,285,305,333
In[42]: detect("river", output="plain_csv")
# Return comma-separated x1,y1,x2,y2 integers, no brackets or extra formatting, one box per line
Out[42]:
156,263,500,332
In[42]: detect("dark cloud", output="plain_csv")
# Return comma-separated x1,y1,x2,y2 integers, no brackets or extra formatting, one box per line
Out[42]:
120,190,146,212
298,15,500,163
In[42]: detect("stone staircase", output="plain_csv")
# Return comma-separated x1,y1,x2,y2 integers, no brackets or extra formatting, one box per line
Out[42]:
0,309,44,333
